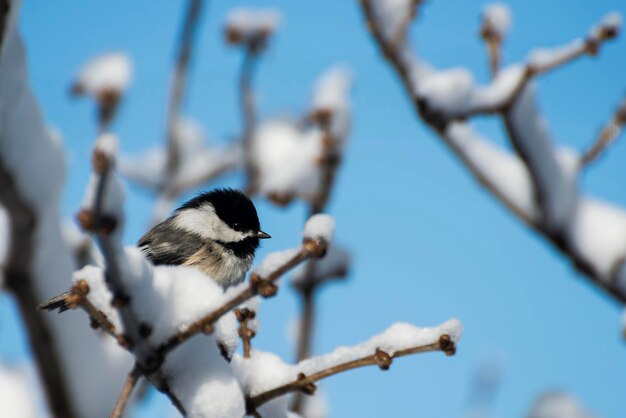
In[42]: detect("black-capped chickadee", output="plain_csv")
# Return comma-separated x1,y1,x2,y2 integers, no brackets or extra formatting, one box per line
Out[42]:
138,188,270,288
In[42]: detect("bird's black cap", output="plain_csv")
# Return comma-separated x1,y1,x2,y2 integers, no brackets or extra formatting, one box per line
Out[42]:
177,188,262,233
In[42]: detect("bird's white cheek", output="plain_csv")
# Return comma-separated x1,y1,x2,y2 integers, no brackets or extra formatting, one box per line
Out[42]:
173,206,245,242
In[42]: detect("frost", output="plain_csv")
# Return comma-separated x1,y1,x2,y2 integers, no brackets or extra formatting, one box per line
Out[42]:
73,52,132,96
303,214,335,243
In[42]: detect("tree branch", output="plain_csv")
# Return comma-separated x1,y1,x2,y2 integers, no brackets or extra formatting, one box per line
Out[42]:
0,160,78,418
581,94,626,166
156,239,325,360
248,334,455,414
162,0,205,198
359,0,626,304
110,364,143,418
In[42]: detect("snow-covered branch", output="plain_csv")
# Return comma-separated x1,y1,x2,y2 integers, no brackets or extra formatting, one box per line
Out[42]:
360,0,626,305
244,319,461,415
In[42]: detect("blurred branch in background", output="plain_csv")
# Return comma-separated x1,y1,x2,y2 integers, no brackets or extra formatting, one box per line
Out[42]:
360,0,626,307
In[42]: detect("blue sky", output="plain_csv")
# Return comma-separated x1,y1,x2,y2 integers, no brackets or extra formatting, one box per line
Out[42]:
1,0,625,417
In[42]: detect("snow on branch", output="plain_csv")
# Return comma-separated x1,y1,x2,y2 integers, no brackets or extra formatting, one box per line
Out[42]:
360,1,626,306
580,94,626,166
243,319,461,415
480,3,512,78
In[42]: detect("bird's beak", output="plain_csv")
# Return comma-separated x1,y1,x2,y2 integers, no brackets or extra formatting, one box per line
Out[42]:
257,230,271,239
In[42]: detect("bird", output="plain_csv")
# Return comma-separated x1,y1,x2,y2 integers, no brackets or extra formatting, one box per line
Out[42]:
138,188,270,288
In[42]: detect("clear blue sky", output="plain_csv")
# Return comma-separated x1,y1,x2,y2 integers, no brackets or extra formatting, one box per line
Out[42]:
1,0,625,417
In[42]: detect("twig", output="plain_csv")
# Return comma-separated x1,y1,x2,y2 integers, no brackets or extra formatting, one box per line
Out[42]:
38,280,118,338
248,335,455,413
391,0,421,49
240,48,260,194
161,0,205,198
0,159,78,418
480,22,503,79
581,95,626,166
110,364,143,418
156,238,326,362
235,308,256,358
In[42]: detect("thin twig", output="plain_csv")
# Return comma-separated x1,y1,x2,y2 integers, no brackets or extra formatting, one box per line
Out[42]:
162,0,205,197
581,95,626,166
110,364,143,418
240,48,260,194
249,335,455,413
236,308,256,358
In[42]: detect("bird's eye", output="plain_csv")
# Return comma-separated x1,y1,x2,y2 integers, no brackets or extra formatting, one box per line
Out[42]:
232,223,244,231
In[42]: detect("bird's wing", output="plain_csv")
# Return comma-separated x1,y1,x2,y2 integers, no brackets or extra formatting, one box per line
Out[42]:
138,222,205,266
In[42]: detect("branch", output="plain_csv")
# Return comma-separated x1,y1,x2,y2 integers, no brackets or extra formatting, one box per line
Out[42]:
38,279,118,338
360,1,626,304
581,95,626,166
240,48,260,194
248,334,456,413
162,0,205,197
0,158,78,418
110,364,143,418
156,239,324,359
235,308,256,358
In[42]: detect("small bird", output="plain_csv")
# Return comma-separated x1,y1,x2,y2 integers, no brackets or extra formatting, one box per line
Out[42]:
138,188,270,288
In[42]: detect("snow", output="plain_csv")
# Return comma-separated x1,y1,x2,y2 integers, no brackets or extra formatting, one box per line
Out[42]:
527,391,597,418
589,12,622,39
417,65,525,119
254,248,301,278
482,3,512,39
303,214,335,243
300,390,328,418
310,66,353,143
225,8,281,43
507,85,575,230
445,122,539,221
567,197,626,282
235,319,461,404
121,119,241,195
250,119,323,202
73,52,132,96
528,39,584,71
0,364,38,418
370,0,415,42
164,336,245,418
